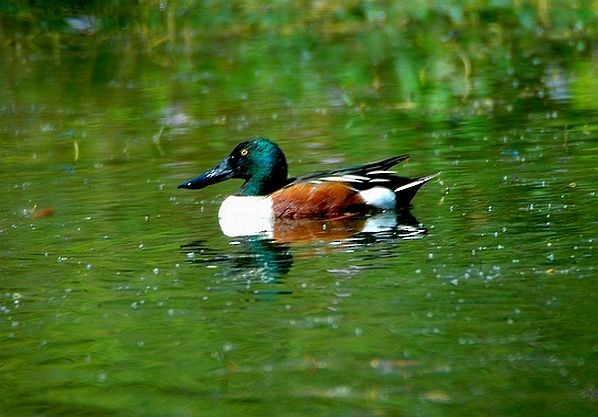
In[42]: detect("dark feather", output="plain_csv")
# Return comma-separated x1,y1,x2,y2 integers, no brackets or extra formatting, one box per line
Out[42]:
285,154,410,186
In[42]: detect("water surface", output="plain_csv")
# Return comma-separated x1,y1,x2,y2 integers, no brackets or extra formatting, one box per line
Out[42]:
1,3,596,417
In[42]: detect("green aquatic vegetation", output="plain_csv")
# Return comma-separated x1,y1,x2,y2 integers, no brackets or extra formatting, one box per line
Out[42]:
1,1,594,39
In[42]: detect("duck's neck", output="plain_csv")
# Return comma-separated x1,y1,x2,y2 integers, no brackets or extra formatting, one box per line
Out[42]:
237,172,287,196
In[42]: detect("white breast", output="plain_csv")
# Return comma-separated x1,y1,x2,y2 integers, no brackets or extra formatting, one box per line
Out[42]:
218,196,274,237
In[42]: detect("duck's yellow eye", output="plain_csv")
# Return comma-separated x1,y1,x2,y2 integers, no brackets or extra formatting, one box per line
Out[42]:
240,148,249,156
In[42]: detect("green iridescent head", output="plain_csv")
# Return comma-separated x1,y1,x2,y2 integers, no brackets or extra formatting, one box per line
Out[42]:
178,138,289,196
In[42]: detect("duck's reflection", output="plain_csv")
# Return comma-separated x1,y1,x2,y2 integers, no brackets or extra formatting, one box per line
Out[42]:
267,210,424,243
181,237,293,284
181,211,426,284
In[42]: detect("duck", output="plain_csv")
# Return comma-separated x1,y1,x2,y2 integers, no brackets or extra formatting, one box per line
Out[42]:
178,138,437,233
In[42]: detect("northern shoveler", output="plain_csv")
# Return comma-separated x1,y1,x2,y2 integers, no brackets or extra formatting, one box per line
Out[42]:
178,138,438,233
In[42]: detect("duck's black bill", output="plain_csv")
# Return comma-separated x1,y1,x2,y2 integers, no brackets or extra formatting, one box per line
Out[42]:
178,158,234,190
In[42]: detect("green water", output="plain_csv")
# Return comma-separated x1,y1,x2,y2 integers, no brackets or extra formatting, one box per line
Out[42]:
1,3,597,417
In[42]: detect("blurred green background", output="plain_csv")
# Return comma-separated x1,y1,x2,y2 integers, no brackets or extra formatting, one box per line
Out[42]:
1,2,596,417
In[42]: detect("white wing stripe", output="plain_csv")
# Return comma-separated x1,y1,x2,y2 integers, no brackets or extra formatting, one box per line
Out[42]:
319,176,363,183
367,170,396,175
394,173,439,192
344,174,371,181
